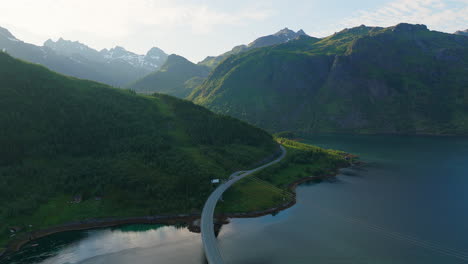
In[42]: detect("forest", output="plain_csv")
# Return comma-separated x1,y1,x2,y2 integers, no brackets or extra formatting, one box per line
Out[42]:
0,52,277,247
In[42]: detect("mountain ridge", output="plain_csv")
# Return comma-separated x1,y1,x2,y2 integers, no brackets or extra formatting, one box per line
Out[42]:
190,23,468,135
198,28,312,68
128,54,210,97
44,37,168,78
0,26,167,86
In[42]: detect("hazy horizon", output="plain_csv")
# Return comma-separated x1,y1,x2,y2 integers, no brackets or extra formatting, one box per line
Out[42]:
1,0,467,62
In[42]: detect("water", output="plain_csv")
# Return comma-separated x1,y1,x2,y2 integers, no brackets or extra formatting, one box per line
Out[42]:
3,225,205,264
4,135,468,264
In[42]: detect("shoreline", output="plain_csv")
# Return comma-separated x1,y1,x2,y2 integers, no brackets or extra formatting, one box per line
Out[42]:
0,161,362,260
221,162,363,219
1,214,201,258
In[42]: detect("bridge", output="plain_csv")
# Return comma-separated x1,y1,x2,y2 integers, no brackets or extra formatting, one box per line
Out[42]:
201,145,287,264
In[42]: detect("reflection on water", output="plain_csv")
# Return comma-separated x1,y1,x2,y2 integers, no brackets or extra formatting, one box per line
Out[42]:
3,225,205,264
4,135,468,264
219,135,468,264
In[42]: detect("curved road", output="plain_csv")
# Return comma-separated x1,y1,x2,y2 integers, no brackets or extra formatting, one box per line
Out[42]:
201,145,287,264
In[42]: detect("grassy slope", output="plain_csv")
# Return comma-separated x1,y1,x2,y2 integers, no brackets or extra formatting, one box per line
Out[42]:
129,54,210,98
190,24,468,135
0,52,277,248
217,138,352,213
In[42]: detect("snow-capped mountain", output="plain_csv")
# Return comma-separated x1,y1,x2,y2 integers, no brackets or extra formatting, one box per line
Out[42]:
144,47,167,68
44,38,168,74
44,38,102,61
98,46,167,70
0,26,167,86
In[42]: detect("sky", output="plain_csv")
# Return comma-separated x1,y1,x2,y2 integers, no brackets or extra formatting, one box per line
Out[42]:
0,0,467,62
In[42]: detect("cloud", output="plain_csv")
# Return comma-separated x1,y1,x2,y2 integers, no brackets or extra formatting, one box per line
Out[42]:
0,0,275,61
339,0,468,33
0,0,274,38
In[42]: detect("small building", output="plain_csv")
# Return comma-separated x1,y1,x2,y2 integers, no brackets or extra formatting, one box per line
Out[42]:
211,179,220,184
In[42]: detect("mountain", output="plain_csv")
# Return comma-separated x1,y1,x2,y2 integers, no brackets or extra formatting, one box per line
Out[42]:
44,39,167,71
128,54,210,98
0,51,277,247
130,28,310,98
190,23,468,135
43,38,102,62
249,28,309,49
41,38,168,85
44,39,168,83
199,28,312,68
0,26,167,86
455,29,468,36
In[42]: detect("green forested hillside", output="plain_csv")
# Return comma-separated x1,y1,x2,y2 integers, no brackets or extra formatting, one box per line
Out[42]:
190,23,468,135
0,52,276,247
129,54,210,98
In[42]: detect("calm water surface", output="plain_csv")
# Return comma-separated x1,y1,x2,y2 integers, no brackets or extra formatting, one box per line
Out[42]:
4,135,468,264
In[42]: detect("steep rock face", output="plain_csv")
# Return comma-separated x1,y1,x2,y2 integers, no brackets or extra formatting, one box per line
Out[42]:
319,25,467,133
191,24,468,135
129,54,210,98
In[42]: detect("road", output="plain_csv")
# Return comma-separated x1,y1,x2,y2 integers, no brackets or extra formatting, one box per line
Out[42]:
201,145,287,264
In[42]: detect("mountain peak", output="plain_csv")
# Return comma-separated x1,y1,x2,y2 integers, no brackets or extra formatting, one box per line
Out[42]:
44,38,54,46
105,46,135,58
112,46,127,52
392,23,428,33
455,29,468,36
159,54,199,72
146,47,165,56
0,26,18,41
0,30,167,86
166,54,191,64
44,37,85,46
200,26,311,68
336,25,383,37
273,27,308,37
248,27,310,49
144,47,168,68
274,27,296,36
130,53,209,97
